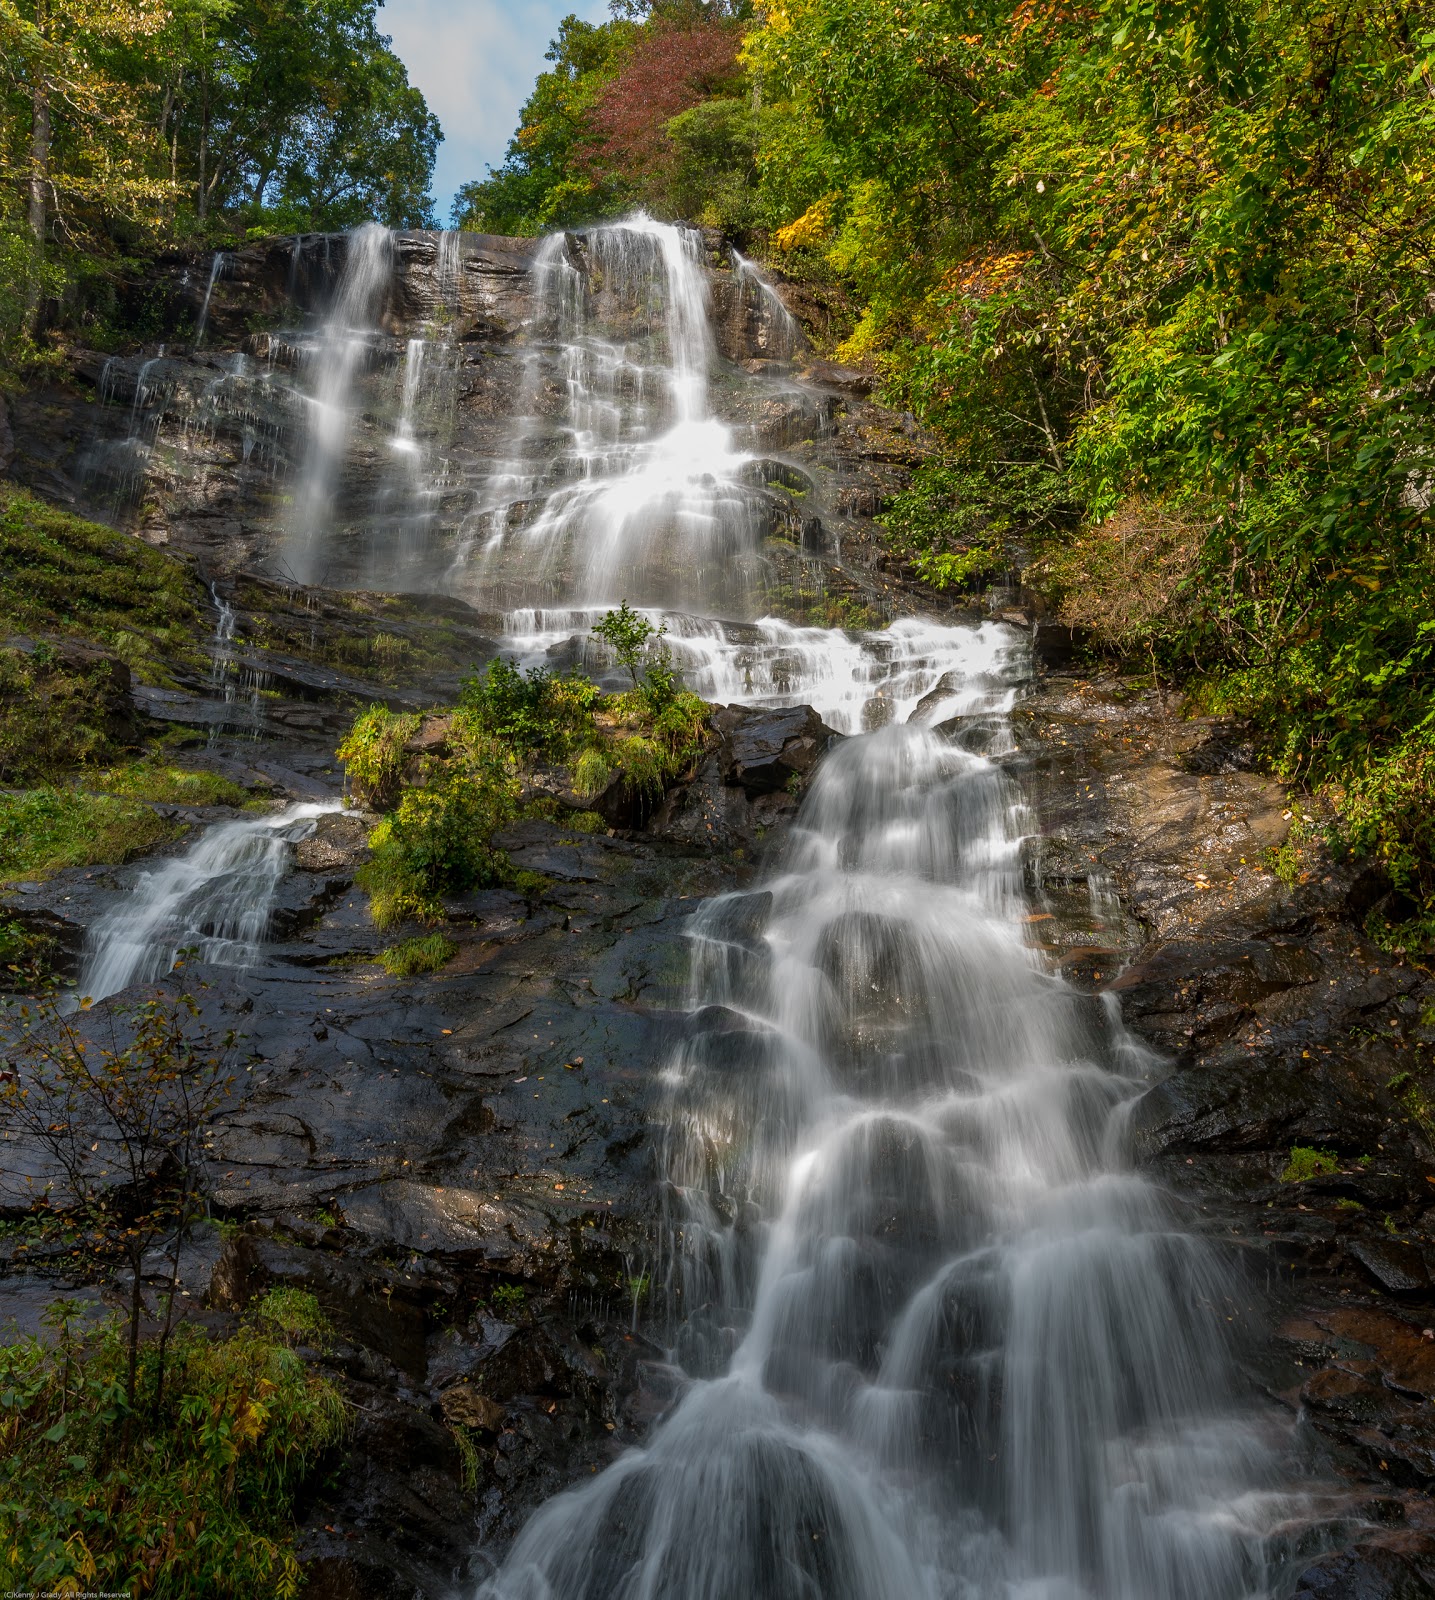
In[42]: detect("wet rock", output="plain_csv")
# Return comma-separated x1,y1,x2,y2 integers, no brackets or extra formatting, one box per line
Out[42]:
1290,1540,1435,1599
1347,1239,1432,1297
294,810,371,873
440,1383,506,1433
715,703,839,795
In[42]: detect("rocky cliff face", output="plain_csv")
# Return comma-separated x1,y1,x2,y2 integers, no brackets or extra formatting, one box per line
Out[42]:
4,231,1435,1597
8,228,941,621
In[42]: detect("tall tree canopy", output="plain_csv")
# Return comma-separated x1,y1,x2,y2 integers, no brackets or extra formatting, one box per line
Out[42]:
0,0,440,348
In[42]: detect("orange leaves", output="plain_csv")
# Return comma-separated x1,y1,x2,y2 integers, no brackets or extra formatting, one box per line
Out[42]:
943,249,1038,301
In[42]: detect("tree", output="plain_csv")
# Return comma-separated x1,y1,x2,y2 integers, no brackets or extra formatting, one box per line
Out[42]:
452,14,635,233
0,983,235,1406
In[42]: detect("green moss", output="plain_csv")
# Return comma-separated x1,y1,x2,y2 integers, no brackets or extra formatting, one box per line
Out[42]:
92,760,248,807
0,789,176,882
1279,1145,1340,1183
0,486,205,682
0,1300,345,1595
0,647,128,782
379,931,458,976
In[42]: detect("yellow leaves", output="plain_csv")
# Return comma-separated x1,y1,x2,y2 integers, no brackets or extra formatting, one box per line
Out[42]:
772,190,840,252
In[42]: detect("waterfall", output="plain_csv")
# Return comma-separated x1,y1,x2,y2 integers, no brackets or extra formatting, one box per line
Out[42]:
468,219,1306,1600
194,251,231,347
458,217,768,613
284,222,394,584
76,803,340,1004
480,699,1298,1600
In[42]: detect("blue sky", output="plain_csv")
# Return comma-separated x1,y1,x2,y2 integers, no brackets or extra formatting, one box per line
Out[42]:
382,0,612,225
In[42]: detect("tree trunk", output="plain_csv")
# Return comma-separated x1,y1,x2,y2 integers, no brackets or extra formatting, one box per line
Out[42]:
28,80,50,244
127,1257,143,1407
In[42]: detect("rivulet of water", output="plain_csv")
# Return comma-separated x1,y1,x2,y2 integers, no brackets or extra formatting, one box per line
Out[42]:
284,222,394,584
76,803,340,1004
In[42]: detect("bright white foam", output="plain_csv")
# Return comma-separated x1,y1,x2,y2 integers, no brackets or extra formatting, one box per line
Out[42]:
499,608,1025,735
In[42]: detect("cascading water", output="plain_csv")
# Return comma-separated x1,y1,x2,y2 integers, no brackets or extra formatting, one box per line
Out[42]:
480,685,1301,1600
76,803,339,1004
457,218,770,614
452,218,1311,1598
285,222,394,584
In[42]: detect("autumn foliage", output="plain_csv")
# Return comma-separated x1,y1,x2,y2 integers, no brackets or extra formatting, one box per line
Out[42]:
579,20,742,185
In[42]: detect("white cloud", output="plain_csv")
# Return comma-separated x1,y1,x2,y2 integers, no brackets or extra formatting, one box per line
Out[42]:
381,0,611,222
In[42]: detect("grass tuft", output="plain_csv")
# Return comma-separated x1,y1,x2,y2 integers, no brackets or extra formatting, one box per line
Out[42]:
380,931,458,976
0,788,175,882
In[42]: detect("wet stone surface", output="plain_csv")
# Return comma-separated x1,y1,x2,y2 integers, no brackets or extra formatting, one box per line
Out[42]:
1019,669,1435,1579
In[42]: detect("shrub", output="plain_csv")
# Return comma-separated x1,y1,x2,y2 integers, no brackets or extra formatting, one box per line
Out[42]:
459,658,600,760
0,1304,345,1596
592,602,665,687
380,932,458,976
1037,498,1206,661
336,705,422,811
359,774,516,928
573,747,614,801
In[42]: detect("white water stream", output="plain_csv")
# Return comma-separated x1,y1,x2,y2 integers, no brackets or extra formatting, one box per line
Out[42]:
453,220,1307,1598
76,803,339,1004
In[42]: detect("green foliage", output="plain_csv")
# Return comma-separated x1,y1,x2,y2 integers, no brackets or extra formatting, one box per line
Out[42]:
0,648,126,783
452,16,636,231
1280,1146,1340,1183
0,788,174,882
878,463,1056,592
359,774,517,928
592,602,665,687
0,1308,345,1596
490,1283,526,1315
335,706,422,812
380,931,458,977
572,746,615,801
459,659,601,761
732,0,1435,941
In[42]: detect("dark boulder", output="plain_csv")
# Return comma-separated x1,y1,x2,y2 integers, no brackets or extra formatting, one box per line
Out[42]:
715,703,839,796
1290,1540,1435,1599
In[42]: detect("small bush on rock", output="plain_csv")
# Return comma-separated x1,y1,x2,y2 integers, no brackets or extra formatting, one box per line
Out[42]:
336,706,421,811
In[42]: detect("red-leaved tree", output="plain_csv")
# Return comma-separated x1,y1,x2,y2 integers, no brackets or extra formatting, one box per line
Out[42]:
579,19,742,194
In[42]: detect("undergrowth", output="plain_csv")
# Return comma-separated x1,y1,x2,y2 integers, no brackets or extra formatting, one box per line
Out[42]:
0,789,175,881
338,609,714,931
0,1289,345,1596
